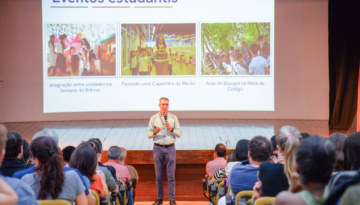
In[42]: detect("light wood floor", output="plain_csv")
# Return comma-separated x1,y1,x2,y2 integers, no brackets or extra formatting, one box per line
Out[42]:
2,119,330,150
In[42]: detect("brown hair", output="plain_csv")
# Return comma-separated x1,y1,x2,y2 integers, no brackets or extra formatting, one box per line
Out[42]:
276,125,302,183
31,137,64,199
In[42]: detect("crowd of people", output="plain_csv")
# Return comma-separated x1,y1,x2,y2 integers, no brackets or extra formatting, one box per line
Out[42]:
203,35,270,75
205,126,360,205
0,124,138,205
48,35,100,77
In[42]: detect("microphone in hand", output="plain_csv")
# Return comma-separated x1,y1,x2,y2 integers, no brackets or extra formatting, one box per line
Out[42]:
164,115,167,122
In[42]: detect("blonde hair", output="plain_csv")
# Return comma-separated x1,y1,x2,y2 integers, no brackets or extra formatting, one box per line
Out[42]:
276,125,302,183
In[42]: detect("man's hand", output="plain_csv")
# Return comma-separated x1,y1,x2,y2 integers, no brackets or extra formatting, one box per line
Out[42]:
153,127,161,135
165,122,172,131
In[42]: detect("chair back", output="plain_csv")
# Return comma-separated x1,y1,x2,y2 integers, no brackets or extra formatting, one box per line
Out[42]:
235,190,255,205
92,190,100,205
38,200,71,205
253,197,276,205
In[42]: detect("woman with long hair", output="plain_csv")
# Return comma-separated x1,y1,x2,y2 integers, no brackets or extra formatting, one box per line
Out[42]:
55,34,68,74
48,35,57,72
21,137,87,204
276,125,302,191
70,142,109,199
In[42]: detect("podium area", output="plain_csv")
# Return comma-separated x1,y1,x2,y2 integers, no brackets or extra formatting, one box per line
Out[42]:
3,119,331,202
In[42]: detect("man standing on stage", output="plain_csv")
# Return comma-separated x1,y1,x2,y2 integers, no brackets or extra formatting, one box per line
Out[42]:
147,97,181,205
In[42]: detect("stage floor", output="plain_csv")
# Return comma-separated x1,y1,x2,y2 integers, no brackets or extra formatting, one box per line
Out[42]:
3,119,329,150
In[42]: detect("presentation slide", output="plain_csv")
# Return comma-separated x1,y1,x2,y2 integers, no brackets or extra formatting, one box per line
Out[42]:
42,0,274,113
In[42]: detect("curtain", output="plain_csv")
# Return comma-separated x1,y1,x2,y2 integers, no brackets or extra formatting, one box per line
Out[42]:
328,0,360,130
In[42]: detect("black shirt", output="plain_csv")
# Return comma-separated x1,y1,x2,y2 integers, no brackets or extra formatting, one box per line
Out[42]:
0,158,33,177
259,161,289,197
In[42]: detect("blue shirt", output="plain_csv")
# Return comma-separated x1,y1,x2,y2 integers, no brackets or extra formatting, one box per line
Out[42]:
0,173,38,205
229,163,259,196
13,166,90,196
147,112,181,145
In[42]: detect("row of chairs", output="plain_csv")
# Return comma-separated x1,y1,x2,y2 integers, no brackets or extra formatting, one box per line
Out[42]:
37,179,137,205
202,177,275,205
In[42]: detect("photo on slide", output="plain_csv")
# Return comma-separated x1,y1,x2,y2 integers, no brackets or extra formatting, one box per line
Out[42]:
121,23,196,76
46,23,116,77
201,22,271,76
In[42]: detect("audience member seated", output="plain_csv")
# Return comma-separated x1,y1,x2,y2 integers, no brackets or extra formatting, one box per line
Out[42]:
339,184,360,205
343,132,360,171
62,146,75,167
205,143,227,178
104,146,131,183
0,177,18,205
87,138,119,193
0,124,37,205
20,139,32,165
12,130,97,205
328,132,347,172
276,125,302,191
218,136,272,205
273,135,335,205
120,147,139,182
0,131,32,177
210,150,238,184
70,142,109,199
21,136,87,204
88,138,116,179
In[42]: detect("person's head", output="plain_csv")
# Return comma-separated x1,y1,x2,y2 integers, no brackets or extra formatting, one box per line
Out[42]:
119,147,127,163
33,130,59,146
250,44,259,56
235,53,243,63
226,150,237,163
21,139,31,164
214,143,226,158
59,34,67,42
130,50,136,58
70,46,75,53
300,132,310,140
0,124,7,164
221,47,224,51
62,146,75,164
270,135,277,152
81,38,90,48
70,54,80,75
235,139,249,161
70,142,97,182
108,146,121,161
156,36,167,49
248,136,272,163
5,131,23,159
262,42,270,58
158,97,169,115
88,138,103,158
141,48,147,57
241,41,247,48
89,53,97,65
329,132,347,172
221,54,227,61
344,132,360,170
296,135,335,186
257,35,264,43
30,136,64,199
49,34,55,45
215,54,220,62
230,46,234,51
276,125,302,182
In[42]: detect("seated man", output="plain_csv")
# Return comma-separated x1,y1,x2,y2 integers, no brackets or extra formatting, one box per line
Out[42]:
0,131,32,176
206,143,227,178
120,147,139,182
62,145,75,167
104,146,131,183
0,124,37,205
218,136,272,205
273,136,336,205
